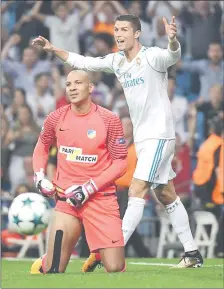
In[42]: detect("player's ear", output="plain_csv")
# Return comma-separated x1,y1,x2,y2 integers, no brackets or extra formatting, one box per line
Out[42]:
134,30,141,40
89,82,94,94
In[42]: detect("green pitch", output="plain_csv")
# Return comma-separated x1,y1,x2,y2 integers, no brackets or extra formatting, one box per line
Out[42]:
1,258,223,288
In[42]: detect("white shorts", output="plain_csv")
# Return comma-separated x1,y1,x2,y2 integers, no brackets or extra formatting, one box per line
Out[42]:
133,139,176,189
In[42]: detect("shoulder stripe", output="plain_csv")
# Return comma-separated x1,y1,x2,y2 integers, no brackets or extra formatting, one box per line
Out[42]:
40,105,70,146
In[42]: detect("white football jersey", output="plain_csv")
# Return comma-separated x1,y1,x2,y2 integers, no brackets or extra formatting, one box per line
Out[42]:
66,44,181,142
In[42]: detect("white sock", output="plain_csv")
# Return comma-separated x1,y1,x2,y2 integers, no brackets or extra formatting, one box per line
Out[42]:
122,197,145,245
165,197,198,252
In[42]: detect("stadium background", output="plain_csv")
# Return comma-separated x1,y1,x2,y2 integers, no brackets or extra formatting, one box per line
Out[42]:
1,0,224,260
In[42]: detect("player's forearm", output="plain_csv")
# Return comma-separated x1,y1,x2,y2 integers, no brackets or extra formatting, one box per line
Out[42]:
65,51,108,71
51,45,69,63
64,51,85,69
93,159,127,191
65,51,113,72
33,138,50,173
168,38,180,52
166,38,181,66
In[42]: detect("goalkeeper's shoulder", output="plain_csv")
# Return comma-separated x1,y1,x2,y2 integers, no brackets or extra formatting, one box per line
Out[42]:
42,105,71,133
97,105,121,124
45,105,70,122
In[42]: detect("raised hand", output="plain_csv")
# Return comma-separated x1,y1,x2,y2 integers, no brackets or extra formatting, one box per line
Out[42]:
32,36,53,52
163,16,177,40
20,14,33,23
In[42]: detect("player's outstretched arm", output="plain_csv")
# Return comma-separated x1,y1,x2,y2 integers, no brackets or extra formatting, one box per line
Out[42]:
32,36,114,73
147,16,181,72
33,113,58,197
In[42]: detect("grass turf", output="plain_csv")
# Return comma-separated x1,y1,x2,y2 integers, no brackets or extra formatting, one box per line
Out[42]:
1,258,223,288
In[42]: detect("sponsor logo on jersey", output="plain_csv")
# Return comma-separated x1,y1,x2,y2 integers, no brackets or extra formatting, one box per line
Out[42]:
59,146,98,163
124,72,132,79
122,77,144,88
87,129,96,139
121,72,144,88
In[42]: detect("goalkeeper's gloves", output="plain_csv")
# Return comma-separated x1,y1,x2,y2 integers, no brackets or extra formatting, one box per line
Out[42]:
34,171,56,197
64,180,98,208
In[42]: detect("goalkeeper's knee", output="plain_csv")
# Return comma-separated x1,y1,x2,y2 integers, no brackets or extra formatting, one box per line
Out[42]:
105,262,126,273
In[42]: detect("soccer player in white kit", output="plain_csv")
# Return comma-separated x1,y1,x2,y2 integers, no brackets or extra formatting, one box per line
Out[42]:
32,14,203,269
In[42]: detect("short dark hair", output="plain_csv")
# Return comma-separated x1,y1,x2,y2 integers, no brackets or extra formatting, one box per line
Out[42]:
35,72,50,83
115,14,141,32
15,88,26,98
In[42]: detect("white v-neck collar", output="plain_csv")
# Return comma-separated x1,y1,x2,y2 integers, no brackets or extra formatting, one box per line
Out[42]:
124,46,145,64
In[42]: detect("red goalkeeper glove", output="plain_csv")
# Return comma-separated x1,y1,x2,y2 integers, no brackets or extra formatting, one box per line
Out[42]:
64,180,98,208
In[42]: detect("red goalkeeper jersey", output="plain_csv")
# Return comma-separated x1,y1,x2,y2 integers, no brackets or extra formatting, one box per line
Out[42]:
33,103,127,193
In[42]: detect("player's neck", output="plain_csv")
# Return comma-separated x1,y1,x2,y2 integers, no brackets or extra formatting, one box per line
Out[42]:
71,100,92,115
125,42,142,63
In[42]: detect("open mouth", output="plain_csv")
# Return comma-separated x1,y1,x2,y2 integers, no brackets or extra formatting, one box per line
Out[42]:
117,40,125,44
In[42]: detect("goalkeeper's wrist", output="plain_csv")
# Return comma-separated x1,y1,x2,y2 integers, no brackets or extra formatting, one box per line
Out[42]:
83,179,98,196
34,171,45,186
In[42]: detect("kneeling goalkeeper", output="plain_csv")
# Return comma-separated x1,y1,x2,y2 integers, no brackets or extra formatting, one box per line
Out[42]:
31,70,127,274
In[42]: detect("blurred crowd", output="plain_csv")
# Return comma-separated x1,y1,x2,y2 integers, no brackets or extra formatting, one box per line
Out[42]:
1,0,224,258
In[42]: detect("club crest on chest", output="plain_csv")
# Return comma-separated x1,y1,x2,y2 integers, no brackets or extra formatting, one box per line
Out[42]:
87,130,96,139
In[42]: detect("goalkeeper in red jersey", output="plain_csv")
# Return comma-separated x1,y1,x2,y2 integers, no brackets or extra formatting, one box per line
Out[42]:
30,70,127,274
